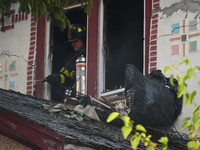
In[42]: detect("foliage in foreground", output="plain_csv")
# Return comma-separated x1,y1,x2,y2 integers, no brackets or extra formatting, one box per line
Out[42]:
107,112,168,150
0,0,93,32
164,59,200,150
107,59,200,150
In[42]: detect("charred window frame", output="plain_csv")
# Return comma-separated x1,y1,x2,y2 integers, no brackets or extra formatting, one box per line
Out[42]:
98,0,144,97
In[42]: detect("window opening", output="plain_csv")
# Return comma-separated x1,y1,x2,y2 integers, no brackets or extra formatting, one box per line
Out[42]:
51,7,87,101
103,0,144,93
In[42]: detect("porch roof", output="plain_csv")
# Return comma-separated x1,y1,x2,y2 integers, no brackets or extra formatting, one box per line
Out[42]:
0,88,132,150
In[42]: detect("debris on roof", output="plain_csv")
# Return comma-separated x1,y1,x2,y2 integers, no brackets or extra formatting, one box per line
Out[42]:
0,88,133,150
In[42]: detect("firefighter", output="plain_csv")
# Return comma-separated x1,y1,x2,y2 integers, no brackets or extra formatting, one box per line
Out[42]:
44,24,86,98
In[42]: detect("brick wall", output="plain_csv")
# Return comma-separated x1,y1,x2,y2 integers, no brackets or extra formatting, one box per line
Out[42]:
26,17,37,95
0,8,37,95
149,0,160,72
1,10,28,31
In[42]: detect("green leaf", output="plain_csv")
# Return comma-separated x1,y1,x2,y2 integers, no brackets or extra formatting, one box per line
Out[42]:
187,141,199,150
121,126,132,139
197,126,200,132
163,66,171,74
172,64,178,69
41,1,47,15
136,124,146,133
161,145,168,150
106,112,119,123
194,122,200,130
192,113,200,124
181,122,191,130
140,132,146,138
184,92,195,106
121,116,131,126
177,75,183,85
146,146,155,150
185,59,191,66
184,93,192,106
158,137,168,145
169,75,174,86
177,84,187,98
188,125,194,133
193,106,200,115
186,68,195,80
195,65,200,70
131,136,141,149
190,91,197,102
179,59,190,66
182,117,191,121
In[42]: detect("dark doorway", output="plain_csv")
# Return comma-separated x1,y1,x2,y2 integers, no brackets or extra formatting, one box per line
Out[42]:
51,7,87,101
104,0,144,92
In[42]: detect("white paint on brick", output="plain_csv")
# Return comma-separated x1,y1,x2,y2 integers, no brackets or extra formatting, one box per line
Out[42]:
155,0,200,133
0,4,32,94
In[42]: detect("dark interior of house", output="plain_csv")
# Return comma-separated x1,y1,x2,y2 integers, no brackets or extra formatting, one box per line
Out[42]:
104,0,144,91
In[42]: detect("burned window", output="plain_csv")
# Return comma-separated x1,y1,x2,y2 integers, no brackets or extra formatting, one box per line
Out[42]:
103,0,144,92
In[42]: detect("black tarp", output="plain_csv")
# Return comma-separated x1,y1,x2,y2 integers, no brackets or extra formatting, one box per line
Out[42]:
125,64,183,127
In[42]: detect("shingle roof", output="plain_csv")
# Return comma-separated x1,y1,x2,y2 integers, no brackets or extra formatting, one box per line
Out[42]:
0,88,133,150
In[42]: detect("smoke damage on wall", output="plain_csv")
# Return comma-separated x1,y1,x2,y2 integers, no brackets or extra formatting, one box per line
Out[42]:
154,0,200,18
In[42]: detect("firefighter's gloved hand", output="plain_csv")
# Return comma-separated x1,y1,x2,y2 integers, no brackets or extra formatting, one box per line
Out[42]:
44,73,61,85
80,95,93,107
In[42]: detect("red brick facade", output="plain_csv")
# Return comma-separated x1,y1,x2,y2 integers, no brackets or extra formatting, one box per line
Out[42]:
149,0,160,72
26,17,37,95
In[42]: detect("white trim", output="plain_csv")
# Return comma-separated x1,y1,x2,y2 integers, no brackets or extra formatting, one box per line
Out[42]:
86,15,89,95
100,88,125,97
43,19,52,100
97,0,104,98
97,1,125,98
143,1,147,74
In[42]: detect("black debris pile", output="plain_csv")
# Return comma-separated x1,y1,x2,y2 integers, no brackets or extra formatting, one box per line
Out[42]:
125,64,189,149
125,64,183,127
